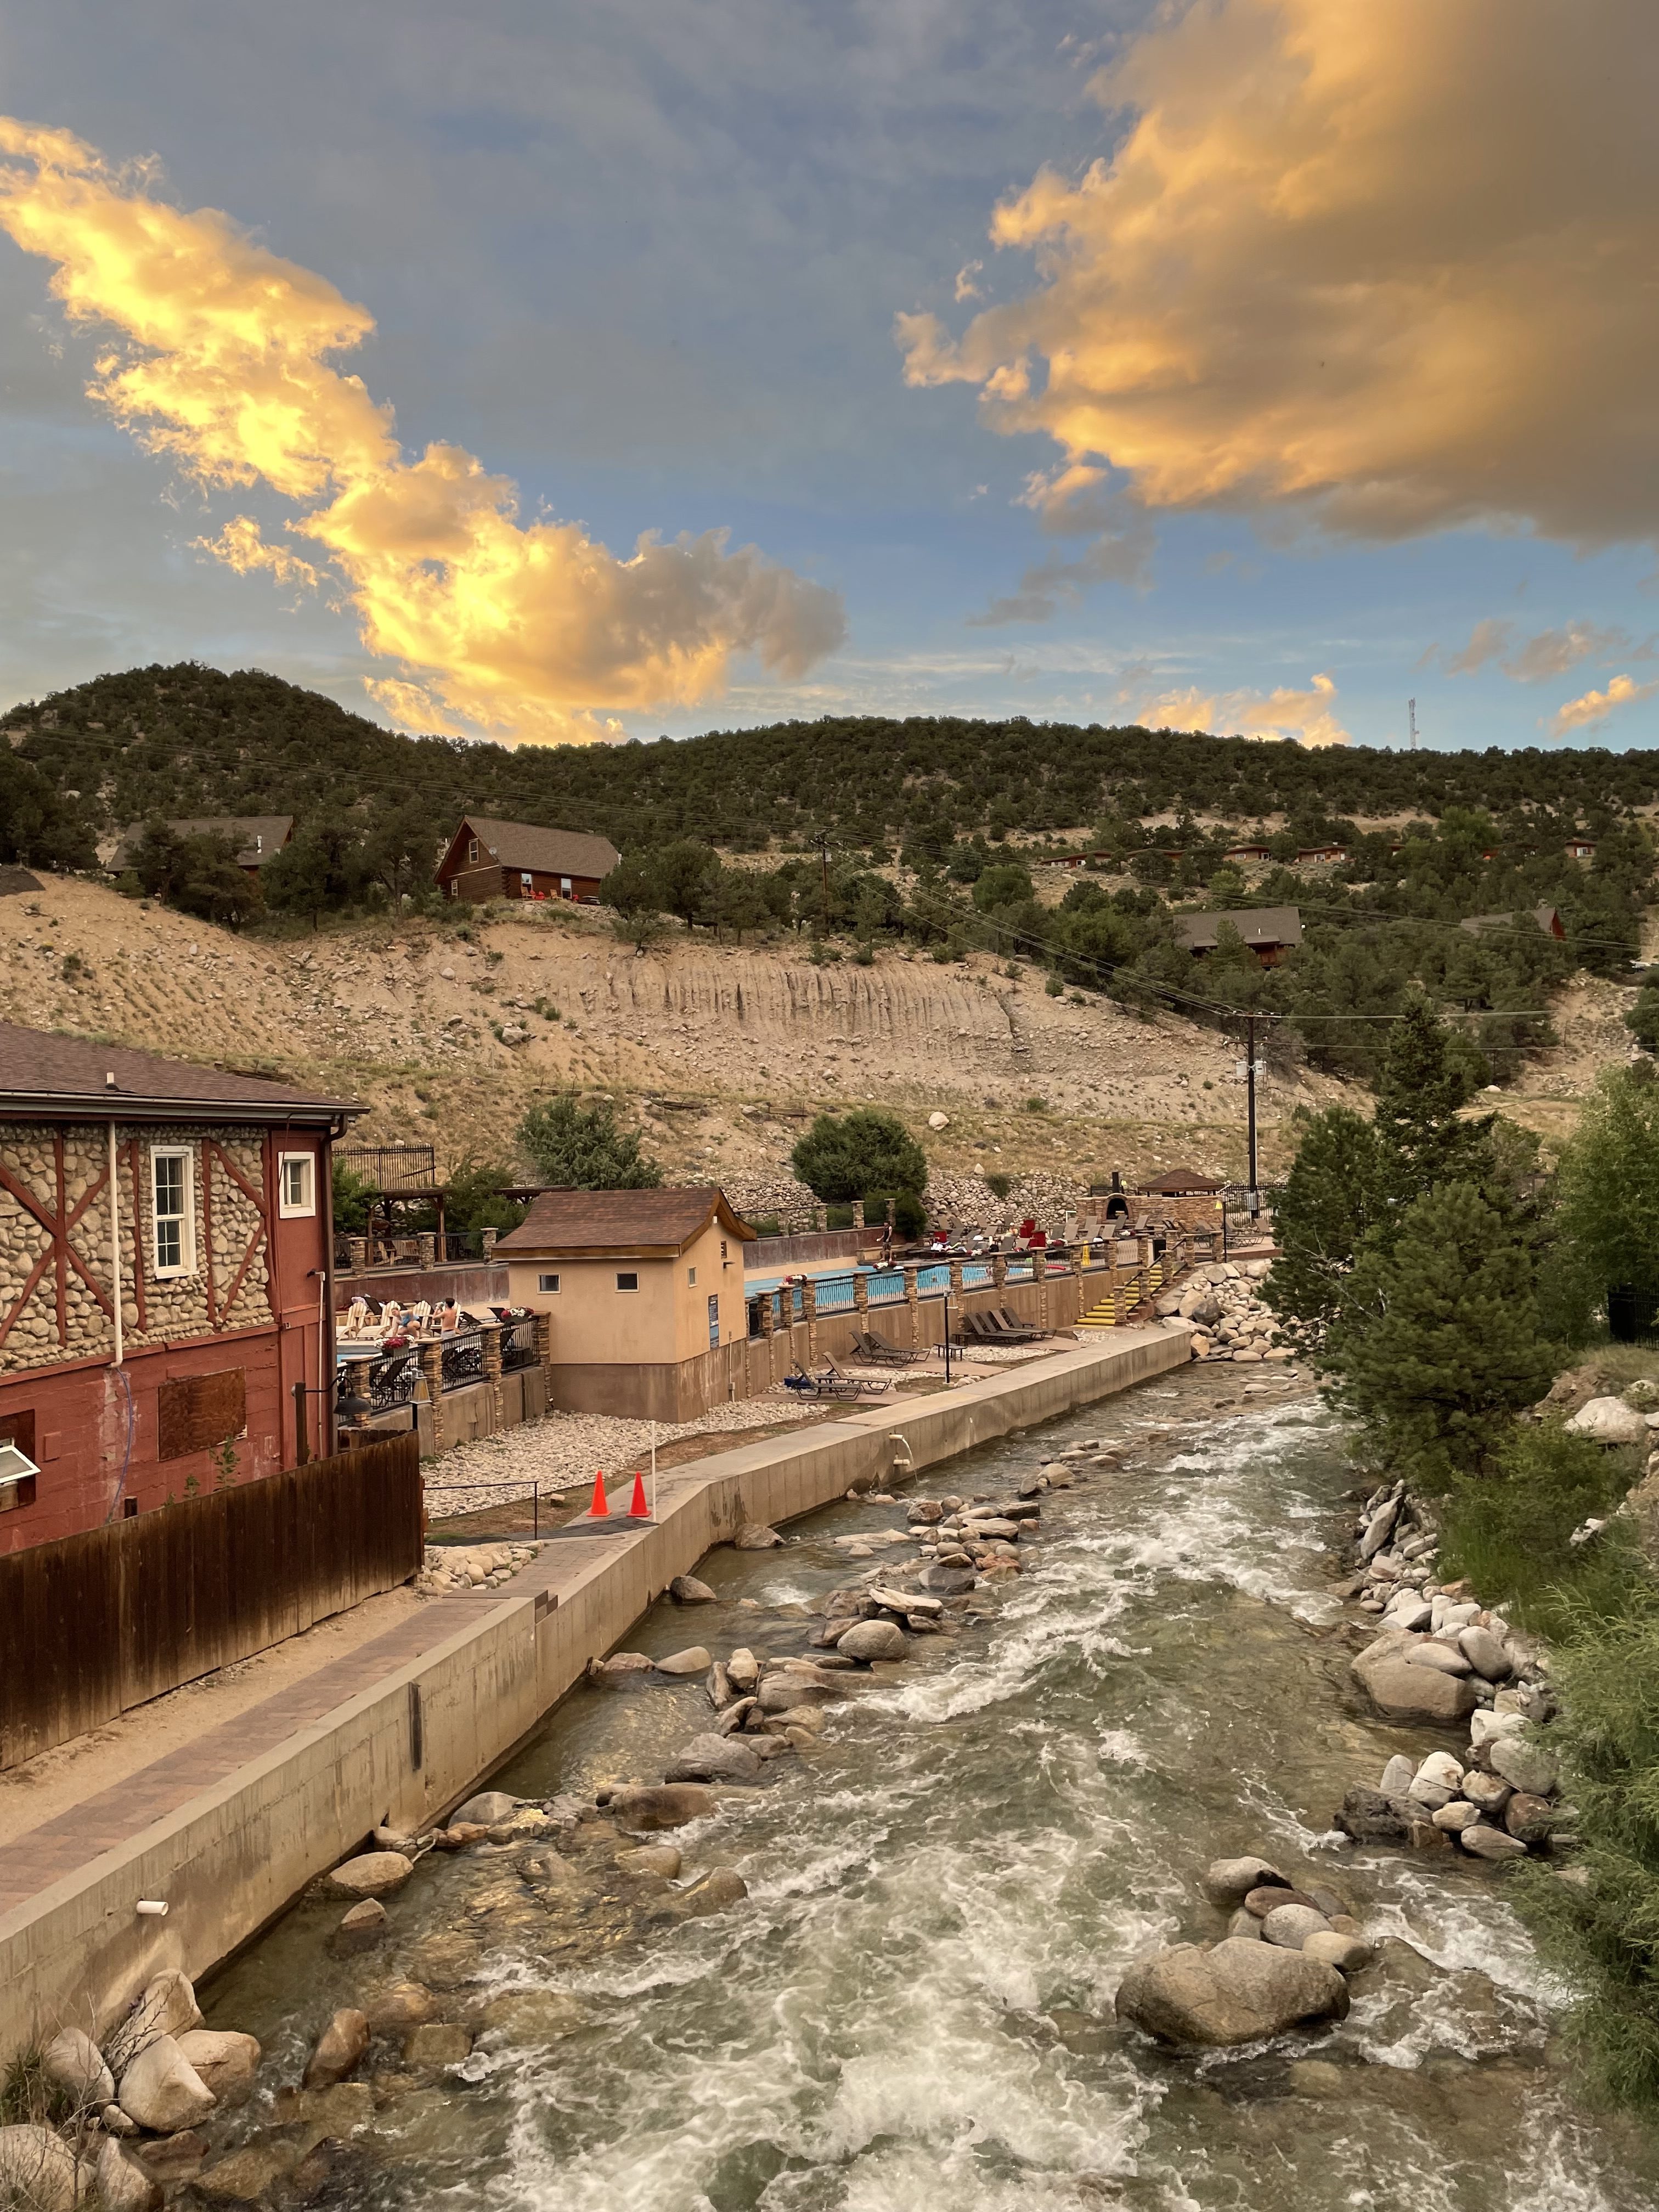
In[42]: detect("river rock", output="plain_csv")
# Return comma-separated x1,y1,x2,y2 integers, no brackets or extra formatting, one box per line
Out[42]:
1114,1939,1348,2047
1565,1396,1646,1446
119,2035,217,2132
1406,1641,1472,1677
0,2125,81,2211
871,1585,941,1616
1432,1801,1481,1832
1226,1909,1262,1939
733,1523,783,1549
404,2022,473,2068
1359,1499,1400,1559
1470,1707,1527,1750
1335,1787,1411,1843
726,1648,759,1689
173,2031,260,2105
450,1790,519,1826
1201,1858,1288,1908
1505,1792,1555,1843
1460,1822,1528,1861
917,1562,977,1595
364,1983,441,2036
675,1869,748,1917
134,2131,209,2183
301,2008,369,2089
757,1673,838,1713
607,1784,717,1831
1302,1931,1373,1975
1462,1770,1514,1815
42,2024,113,2106
1488,1733,1559,1797
836,1620,907,1662
617,1844,682,1879
107,1970,204,2071
476,1990,589,2042
1459,1625,1513,1680
193,2142,301,2204
95,2136,161,2212
327,1850,413,1899
1261,1904,1331,1950
1378,1755,1417,1798
655,1647,713,1676
668,1733,764,1783
1386,1598,1434,1633
1353,1637,1477,1724
1243,1886,1321,1918
331,1899,389,1955
670,1575,716,1604
1410,1751,1465,1804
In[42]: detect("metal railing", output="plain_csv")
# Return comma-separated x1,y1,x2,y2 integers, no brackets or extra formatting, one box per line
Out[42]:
441,1331,486,1391
500,1319,539,1372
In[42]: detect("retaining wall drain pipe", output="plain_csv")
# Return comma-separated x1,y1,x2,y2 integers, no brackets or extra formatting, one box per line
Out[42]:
888,1434,915,1479
136,1900,168,1918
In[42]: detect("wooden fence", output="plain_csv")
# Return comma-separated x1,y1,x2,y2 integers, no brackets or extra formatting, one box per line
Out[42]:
0,1434,422,1771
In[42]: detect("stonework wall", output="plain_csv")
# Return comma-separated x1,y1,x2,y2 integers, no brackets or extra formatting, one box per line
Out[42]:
0,1121,273,1374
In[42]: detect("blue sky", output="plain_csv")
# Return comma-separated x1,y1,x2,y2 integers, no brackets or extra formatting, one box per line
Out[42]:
1,0,1655,755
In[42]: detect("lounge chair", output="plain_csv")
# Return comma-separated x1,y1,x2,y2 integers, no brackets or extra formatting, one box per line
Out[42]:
992,1306,1051,1342
787,1361,866,1400
852,1328,925,1367
821,1357,889,1396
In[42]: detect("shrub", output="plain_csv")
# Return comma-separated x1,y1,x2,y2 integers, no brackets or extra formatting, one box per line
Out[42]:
1024,1097,1048,1114
791,1109,927,1204
519,1093,662,1189
1438,1420,1642,1637
825,1203,855,1229
1045,974,1064,997
985,1171,1013,1199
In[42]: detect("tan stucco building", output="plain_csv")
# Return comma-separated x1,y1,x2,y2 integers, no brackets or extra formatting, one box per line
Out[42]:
498,1187,755,1419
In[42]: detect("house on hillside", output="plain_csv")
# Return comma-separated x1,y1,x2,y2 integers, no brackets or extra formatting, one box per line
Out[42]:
112,816,294,876
1172,905,1303,967
498,1186,754,1419
1294,842,1348,867
1222,843,1272,865
0,1025,360,1553
1565,837,1596,862
1459,905,1565,941
436,816,620,905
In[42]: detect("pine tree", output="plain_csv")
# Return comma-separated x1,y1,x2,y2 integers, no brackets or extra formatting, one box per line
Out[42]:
1371,998,1495,1199
1261,1106,1388,1352
518,1095,663,1189
1329,1180,1554,1491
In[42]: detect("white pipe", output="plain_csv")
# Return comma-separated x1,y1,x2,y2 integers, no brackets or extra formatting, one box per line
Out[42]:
108,1120,123,1368
135,1899,167,1917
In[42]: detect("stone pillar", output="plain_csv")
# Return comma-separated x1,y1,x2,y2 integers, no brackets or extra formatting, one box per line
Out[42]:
533,1312,554,1369
949,1257,964,1293
419,1340,443,1412
759,1294,775,1338
853,1271,869,1317
802,1278,818,1362
481,1321,504,1438
903,1263,919,1350
992,1252,1008,1292
417,1232,436,1267
851,1198,865,1229
480,1227,498,1257
348,1237,368,1272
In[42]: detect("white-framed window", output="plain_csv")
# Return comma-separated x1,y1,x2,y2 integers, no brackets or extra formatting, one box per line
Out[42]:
278,1152,315,1217
687,1265,697,1286
150,1147,196,1278
448,879,459,899
539,1273,561,1293
616,1271,639,1293
467,837,480,864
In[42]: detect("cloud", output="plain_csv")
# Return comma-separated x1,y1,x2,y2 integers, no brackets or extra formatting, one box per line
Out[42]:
899,0,1659,548
1431,615,1645,682
1440,618,1513,676
1133,671,1350,748
970,470,1153,622
0,116,844,744
1549,674,1659,738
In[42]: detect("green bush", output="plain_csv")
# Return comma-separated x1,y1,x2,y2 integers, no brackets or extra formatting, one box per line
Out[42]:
519,1093,662,1189
825,1203,855,1229
791,1109,927,1204
986,1171,1013,1199
1438,1420,1643,1638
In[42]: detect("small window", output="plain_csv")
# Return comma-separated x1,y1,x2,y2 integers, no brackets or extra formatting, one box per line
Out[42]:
278,1152,315,1217
720,1239,728,1260
449,879,459,899
150,1147,195,1278
687,1266,697,1286
0,1439,38,1513
538,1273,561,1293
616,1271,639,1293
467,837,479,864
707,1293,720,1348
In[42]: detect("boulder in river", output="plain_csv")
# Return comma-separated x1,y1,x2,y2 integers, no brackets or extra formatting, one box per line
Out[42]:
1504,1792,1555,1844
1335,1786,1411,1843
1406,1642,1472,1678
95,2136,161,2212
1352,1634,1477,1723
1458,1624,1512,1680
1378,1755,1417,1798
1460,1823,1528,1861
173,2031,260,2106
450,1791,518,1826
606,1784,717,1831
917,1562,977,1595
106,1970,203,2072
670,1575,716,1604
331,1899,389,1955
326,1851,413,1899
364,1983,441,2036
733,1523,783,1549
1114,1939,1349,2047
675,1869,748,1917
836,1620,907,1662
119,2035,217,2132
667,1733,764,1783
655,1647,713,1676
1302,1931,1373,1975
301,2009,369,2090
1488,1732,1559,1798
726,1648,759,1689
1462,1770,1514,1815
1201,1858,1288,1908
1261,1904,1331,1950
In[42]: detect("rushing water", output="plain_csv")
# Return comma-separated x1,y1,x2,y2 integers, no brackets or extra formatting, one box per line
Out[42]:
208,1370,1659,2210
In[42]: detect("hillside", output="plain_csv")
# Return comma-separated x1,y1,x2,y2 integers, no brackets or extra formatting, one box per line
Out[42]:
1,877,1643,1207
8,662,1659,861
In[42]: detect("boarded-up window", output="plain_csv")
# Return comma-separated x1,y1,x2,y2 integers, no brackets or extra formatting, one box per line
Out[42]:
158,1370,247,1461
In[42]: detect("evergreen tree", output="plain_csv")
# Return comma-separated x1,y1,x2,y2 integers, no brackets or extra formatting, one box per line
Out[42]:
1262,1107,1389,1351
791,1109,927,1204
1327,1180,1554,1491
1555,1065,1659,1336
518,1093,662,1189
1370,998,1495,1198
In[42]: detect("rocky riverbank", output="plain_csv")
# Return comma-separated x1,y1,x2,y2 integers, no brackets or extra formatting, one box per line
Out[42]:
1155,1257,1289,1364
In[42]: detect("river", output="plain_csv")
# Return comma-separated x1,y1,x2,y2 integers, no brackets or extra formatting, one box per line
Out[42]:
206,1367,1659,2210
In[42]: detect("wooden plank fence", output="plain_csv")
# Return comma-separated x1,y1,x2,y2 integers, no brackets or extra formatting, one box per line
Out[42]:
0,1434,422,1770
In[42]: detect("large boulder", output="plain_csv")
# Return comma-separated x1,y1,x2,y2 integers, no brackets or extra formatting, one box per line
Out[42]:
363,1983,441,2036
1458,1625,1513,1681
1114,1939,1349,2048
450,1791,518,1827
666,1734,764,1784
95,2136,162,2212
331,1899,389,1955
41,2024,112,2107
654,1647,713,1677
106,1970,203,2073
836,1620,907,1662
0,2126,81,2211
1352,1634,1477,1724
669,1575,716,1605
1460,1823,1528,1861
301,2008,369,2090
757,1673,839,1713
1200,1858,1287,1909
326,1852,413,1899
173,2031,260,2106
118,2035,217,2132
732,1524,783,1550
1488,1733,1559,1798
1565,1396,1647,1446
606,1784,716,1831
1261,1904,1331,1950
675,1869,748,1917
1334,1787,1411,1843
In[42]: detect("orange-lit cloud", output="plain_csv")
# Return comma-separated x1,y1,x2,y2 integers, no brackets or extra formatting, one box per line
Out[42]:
1135,672,1350,749
900,0,1659,548
0,118,844,744
1549,675,1658,739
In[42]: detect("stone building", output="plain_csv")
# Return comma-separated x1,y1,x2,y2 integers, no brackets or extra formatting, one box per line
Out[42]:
0,1025,358,1552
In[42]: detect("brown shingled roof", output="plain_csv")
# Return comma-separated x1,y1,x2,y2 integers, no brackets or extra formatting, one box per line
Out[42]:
0,1023,360,1126
495,1185,754,1258
455,816,620,883
1136,1168,1224,1194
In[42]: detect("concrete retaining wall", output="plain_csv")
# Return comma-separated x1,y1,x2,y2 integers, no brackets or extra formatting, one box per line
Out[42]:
0,1325,1189,2053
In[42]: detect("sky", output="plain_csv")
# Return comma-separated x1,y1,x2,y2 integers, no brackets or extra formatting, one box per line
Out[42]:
2,0,1657,756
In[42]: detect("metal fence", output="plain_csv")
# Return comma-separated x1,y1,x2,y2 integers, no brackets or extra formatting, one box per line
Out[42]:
0,1434,423,1771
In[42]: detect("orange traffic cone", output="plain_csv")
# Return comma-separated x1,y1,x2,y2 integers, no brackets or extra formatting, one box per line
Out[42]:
588,1468,610,1518
628,1472,650,1519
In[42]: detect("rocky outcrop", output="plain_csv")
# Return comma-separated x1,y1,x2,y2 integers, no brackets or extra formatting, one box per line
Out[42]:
1115,1939,1349,2047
